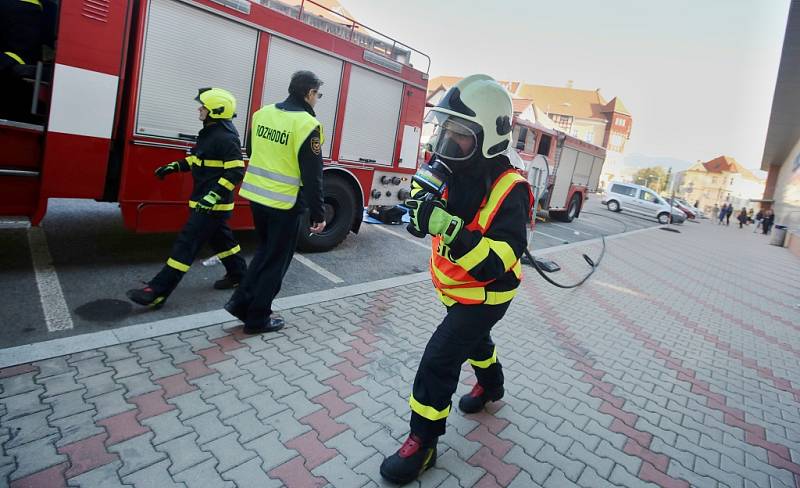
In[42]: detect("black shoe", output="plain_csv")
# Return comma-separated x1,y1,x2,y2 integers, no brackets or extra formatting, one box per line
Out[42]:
126,287,167,309
224,299,248,321
242,317,285,334
380,434,437,485
458,383,504,414
214,274,242,290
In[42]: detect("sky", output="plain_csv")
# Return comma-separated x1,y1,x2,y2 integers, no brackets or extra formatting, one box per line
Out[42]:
340,0,791,173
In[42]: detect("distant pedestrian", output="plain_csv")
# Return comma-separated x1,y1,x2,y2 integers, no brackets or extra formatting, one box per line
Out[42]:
747,208,754,224
712,203,720,221
718,203,727,225
737,207,748,228
762,209,775,235
725,204,733,226
694,200,700,208
753,209,764,233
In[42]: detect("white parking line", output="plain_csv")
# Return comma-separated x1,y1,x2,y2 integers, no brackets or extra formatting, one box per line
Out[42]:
533,229,569,243
27,227,73,331
293,254,344,284
369,224,432,250
547,222,595,237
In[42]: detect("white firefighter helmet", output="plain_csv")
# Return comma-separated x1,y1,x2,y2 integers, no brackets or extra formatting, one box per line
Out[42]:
426,74,513,161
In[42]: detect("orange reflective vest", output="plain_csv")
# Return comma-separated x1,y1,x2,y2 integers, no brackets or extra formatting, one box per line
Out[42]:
430,169,533,306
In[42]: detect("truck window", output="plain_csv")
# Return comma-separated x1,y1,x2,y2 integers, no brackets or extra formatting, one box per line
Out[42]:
537,134,552,156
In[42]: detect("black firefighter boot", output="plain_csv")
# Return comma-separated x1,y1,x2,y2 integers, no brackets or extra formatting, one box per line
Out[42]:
213,274,242,290
458,383,504,414
126,286,167,310
379,433,437,485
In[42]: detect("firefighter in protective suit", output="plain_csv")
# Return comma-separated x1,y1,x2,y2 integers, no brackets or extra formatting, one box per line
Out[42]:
380,75,532,485
126,88,247,309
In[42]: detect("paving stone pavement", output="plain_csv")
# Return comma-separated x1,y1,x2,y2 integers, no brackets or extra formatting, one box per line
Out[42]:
1,222,799,487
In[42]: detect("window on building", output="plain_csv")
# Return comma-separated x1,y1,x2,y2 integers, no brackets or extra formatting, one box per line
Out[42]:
615,118,626,127
514,126,528,151
537,134,552,156
550,114,573,131
583,128,594,144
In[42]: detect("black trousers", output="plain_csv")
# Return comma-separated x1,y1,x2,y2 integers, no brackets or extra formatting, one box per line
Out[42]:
410,301,510,439
229,202,301,328
150,211,246,296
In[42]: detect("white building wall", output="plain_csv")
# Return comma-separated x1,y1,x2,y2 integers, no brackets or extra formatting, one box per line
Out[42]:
773,135,800,227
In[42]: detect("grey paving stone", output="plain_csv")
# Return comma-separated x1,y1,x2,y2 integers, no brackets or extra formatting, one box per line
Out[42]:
134,344,169,364
108,357,146,380
544,468,582,488
142,410,192,445
576,466,625,488
225,348,261,367
225,374,266,400
649,436,695,472
289,372,331,399
529,421,573,455
269,409,312,442
201,431,256,473
119,372,160,399
337,407,384,441
608,462,660,488
68,350,105,363
325,430,377,468
185,410,234,445
566,440,614,479
89,388,134,420
440,429,482,461
277,390,322,419
534,443,585,482
220,457,282,488
45,389,92,421
245,391,288,420
182,334,215,352
129,338,159,350
145,359,183,380
66,459,128,488
159,432,212,474
34,357,71,379
168,390,215,421
109,432,167,477
209,359,247,382
166,345,201,365
244,431,297,472
7,434,66,480
312,454,371,487
4,410,59,449
1,388,47,420
206,390,251,421
222,409,273,444
667,460,719,488
81,371,122,399
0,372,40,398
594,440,642,479
122,459,187,488
435,449,485,487
720,454,769,488
38,371,82,399
53,410,105,447
72,356,112,380
190,373,233,400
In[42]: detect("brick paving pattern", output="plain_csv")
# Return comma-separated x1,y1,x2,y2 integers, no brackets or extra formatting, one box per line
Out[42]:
1,222,798,487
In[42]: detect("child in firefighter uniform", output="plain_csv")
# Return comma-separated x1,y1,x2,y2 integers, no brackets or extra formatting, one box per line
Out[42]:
126,88,247,309
380,75,532,484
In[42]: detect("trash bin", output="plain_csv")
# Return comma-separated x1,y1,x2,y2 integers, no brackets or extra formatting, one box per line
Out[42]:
770,224,788,247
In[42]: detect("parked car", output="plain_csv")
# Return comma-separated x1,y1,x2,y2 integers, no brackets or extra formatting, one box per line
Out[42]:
664,197,696,219
602,181,686,224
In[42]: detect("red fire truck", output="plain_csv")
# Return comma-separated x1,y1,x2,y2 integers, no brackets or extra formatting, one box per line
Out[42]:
509,115,606,223
1,0,429,251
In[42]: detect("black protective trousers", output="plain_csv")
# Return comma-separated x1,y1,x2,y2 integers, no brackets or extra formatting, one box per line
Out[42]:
149,211,246,296
229,202,301,328
410,301,510,440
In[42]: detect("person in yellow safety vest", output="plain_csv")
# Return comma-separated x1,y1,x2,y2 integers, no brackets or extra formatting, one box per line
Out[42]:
126,88,247,309
223,71,326,334
380,75,533,485
0,0,45,121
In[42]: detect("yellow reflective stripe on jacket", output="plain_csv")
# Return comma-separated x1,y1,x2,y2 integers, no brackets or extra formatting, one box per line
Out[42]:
167,258,190,272
455,238,490,271
431,260,472,286
4,52,24,65
477,172,527,230
486,239,517,271
186,155,201,166
436,287,517,306
189,200,235,211
409,395,450,421
512,260,522,279
202,159,224,168
486,290,516,305
20,0,43,8
218,178,235,191
468,347,497,369
216,245,241,259
224,160,245,169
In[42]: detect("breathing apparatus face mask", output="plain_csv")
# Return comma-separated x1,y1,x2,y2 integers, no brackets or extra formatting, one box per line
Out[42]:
424,112,482,164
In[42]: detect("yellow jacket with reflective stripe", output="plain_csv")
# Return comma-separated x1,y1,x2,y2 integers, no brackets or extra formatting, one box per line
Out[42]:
240,104,323,209
430,169,532,306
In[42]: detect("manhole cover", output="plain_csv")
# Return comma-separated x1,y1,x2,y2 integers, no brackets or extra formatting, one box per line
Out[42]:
659,227,681,233
74,299,132,322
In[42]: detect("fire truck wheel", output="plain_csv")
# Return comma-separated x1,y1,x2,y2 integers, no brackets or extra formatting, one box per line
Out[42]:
297,175,357,253
555,194,581,223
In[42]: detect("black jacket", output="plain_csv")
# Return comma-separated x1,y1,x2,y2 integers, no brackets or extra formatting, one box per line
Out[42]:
445,156,532,293
176,120,244,212
247,95,325,223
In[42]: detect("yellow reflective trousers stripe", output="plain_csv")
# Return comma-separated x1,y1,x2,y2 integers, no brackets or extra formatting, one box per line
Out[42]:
189,200,235,211
218,178,235,191
4,52,24,65
409,394,450,421
468,346,498,369
216,245,241,259
167,258,190,272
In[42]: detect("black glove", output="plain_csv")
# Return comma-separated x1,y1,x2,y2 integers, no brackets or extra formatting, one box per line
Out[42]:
154,161,181,180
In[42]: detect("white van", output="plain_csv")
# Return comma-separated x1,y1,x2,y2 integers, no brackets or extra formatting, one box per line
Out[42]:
601,181,686,224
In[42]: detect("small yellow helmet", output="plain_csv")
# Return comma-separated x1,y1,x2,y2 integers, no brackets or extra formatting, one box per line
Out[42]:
195,87,236,119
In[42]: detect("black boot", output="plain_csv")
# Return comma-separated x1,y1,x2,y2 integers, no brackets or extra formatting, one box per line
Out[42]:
458,383,504,414
242,316,285,335
379,434,437,485
224,298,248,321
214,274,242,290
126,286,167,309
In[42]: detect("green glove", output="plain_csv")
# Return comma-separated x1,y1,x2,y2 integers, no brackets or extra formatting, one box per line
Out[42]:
154,161,181,180
195,190,221,213
405,198,463,244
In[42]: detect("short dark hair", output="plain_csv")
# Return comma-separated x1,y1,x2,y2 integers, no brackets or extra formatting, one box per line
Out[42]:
289,70,323,99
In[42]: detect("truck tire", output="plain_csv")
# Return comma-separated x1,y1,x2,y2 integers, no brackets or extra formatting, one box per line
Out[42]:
555,194,581,223
297,175,357,253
